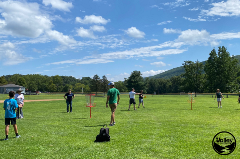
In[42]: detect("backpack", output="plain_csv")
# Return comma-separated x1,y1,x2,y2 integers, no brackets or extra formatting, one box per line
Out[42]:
95,125,110,142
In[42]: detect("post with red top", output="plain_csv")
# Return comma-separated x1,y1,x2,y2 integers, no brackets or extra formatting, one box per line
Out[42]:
85,94,96,118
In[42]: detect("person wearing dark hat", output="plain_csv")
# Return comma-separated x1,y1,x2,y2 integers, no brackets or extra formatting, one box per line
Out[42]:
106,82,120,126
15,89,24,119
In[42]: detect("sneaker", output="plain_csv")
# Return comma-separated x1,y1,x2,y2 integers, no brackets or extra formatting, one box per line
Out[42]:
109,123,113,126
4,138,8,140
113,122,116,125
220,106,222,108
128,109,130,111
138,107,140,108
16,135,21,138
134,109,137,110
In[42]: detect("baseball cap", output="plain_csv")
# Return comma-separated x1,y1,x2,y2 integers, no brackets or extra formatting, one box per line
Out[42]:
108,82,114,85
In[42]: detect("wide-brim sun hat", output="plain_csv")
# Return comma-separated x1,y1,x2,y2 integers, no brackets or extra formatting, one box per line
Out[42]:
16,89,22,93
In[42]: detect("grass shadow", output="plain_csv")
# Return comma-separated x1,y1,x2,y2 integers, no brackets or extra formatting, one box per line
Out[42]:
120,110,130,111
235,109,240,110
209,107,218,108
85,124,106,127
73,118,87,119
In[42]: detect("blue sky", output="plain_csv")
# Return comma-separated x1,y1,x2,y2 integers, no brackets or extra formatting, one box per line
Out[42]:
0,0,240,81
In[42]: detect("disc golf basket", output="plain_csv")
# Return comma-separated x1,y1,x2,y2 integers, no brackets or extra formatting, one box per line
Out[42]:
85,94,96,118
188,93,195,110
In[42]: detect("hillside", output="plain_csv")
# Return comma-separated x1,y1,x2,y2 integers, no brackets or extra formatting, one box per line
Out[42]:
149,55,240,79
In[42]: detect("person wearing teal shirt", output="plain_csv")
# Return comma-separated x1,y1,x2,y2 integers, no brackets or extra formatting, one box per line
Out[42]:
106,82,120,126
3,91,21,140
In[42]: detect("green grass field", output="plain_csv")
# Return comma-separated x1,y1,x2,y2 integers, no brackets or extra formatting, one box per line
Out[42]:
1,94,240,158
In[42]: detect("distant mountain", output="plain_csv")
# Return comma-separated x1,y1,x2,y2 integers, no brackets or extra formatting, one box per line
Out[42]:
148,55,240,79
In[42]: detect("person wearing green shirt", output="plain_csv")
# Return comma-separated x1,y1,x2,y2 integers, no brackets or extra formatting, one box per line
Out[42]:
106,82,120,126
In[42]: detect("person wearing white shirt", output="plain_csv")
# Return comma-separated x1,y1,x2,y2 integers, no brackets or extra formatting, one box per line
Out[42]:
15,89,24,119
128,88,140,111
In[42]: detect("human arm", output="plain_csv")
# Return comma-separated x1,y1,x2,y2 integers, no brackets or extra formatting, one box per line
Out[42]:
63,94,67,99
72,94,75,99
117,95,120,104
106,96,110,108
221,93,224,99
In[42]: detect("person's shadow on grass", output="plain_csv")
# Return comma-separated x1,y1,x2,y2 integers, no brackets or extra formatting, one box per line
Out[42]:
85,125,107,127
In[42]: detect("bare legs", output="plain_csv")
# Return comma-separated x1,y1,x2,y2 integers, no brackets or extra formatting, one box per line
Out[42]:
5,124,18,135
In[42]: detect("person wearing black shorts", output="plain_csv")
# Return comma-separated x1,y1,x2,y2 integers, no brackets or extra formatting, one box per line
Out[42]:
128,88,140,110
3,91,21,140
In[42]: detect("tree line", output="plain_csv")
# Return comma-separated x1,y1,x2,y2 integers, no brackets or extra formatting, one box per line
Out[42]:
0,46,239,94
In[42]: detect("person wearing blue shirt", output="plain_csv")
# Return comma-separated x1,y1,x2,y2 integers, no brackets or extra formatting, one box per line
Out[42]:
63,89,75,113
3,91,21,140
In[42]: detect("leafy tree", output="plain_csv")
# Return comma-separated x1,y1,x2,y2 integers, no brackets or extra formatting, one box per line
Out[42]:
63,84,73,92
182,60,204,95
204,47,238,92
115,81,128,92
27,81,37,92
101,75,109,96
53,75,63,92
74,83,85,92
147,78,158,94
48,80,57,92
126,71,144,92
0,76,8,85
170,76,184,93
91,74,101,95
16,77,27,87
9,74,21,84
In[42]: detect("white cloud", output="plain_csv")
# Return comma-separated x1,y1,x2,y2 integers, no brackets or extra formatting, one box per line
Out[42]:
0,1,52,38
163,28,181,34
51,58,114,65
76,27,96,39
163,0,190,8
202,0,240,17
42,0,73,12
183,16,206,22
90,25,106,32
46,30,76,45
125,27,145,38
108,73,130,82
76,15,110,24
189,7,199,11
142,70,167,77
150,61,167,67
0,42,31,65
210,32,240,40
204,0,209,2
176,29,211,45
150,5,163,9
135,65,143,67
157,21,172,25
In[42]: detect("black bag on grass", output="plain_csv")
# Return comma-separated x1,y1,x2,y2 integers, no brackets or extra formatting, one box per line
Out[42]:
95,125,110,142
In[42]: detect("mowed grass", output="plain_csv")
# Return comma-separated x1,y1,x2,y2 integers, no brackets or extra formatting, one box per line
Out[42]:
0,94,240,158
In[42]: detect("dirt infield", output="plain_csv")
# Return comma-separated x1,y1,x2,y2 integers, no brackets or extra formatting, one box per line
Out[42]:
0,99,65,103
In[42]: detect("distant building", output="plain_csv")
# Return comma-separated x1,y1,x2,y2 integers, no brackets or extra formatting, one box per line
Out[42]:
0,84,26,94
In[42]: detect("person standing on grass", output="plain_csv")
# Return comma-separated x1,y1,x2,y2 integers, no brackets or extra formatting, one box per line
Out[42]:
138,90,145,108
106,82,120,126
3,91,21,140
15,89,24,119
128,88,141,111
63,89,75,113
214,89,224,108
